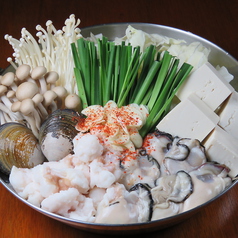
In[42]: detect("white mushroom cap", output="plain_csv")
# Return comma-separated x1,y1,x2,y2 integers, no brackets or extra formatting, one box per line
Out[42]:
43,90,57,107
6,90,15,98
31,66,48,94
20,98,35,115
45,71,59,84
31,66,47,80
52,86,67,98
16,82,39,101
1,72,15,87
15,64,31,81
11,101,21,112
32,93,44,105
65,93,81,111
0,85,8,96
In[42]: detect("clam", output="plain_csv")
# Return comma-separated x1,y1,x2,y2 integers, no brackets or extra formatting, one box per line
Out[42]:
39,109,80,161
0,122,45,175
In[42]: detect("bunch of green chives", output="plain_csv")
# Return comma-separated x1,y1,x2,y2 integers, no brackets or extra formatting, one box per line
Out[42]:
71,37,193,137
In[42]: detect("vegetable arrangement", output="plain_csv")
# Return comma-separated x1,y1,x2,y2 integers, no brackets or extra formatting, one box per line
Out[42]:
71,37,193,137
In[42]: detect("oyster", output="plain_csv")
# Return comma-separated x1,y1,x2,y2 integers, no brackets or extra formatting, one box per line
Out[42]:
152,171,193,204
142,131,207,176
95,183,153,224
151,171,193,221
119,149,160,189
163,137,207,175
182,162,232,212
142,130,173,176
151,201,182,221
0,122,45,175
39,109,80,161
129,183,153,222
143,130,173,163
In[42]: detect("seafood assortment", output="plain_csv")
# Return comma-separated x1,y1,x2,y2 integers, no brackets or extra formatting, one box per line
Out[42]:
9,129,232,223
0,15,237,225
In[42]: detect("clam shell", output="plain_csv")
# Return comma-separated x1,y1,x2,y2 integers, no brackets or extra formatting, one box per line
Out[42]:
38,109,80,161
0,122,46,175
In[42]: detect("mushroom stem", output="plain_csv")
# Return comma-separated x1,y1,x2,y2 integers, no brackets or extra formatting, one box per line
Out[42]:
0,95,23,122
0,111,7,124
24,115,39,138
31,66,48,94
6,57,18,70
0,102,21,123
32,110,42,130
52,86,67,108
45,71,59,89
43,90,58,113
32,93,48,120
39,79,48,94
19,98,41,137
1,111,12,123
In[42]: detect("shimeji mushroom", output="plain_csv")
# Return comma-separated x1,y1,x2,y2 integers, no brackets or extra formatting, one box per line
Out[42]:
43,90,58,112
0,85,23,123
65,93,82,111
19,98,41,137
0,63,82,138
15,81,39,101
52,86,68,108
1,72,18,91
0,85,14,123
45,71,59,89
32,93,49,119
31,66,48,94
15,64,31,81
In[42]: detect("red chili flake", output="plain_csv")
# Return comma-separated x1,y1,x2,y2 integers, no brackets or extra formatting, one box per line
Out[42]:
102,124,117,136
142,135,153,148
75,117,87,130
120,149,138,163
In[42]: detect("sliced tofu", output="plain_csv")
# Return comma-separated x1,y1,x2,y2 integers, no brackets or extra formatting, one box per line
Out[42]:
156,93,219,141
203,125,238,178
218,91,238,140
176,62,234,111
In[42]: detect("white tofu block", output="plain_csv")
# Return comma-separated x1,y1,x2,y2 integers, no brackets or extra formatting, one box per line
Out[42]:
156,94,219,141
176,62,234,111
204,125,238,178
218,91,238,140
